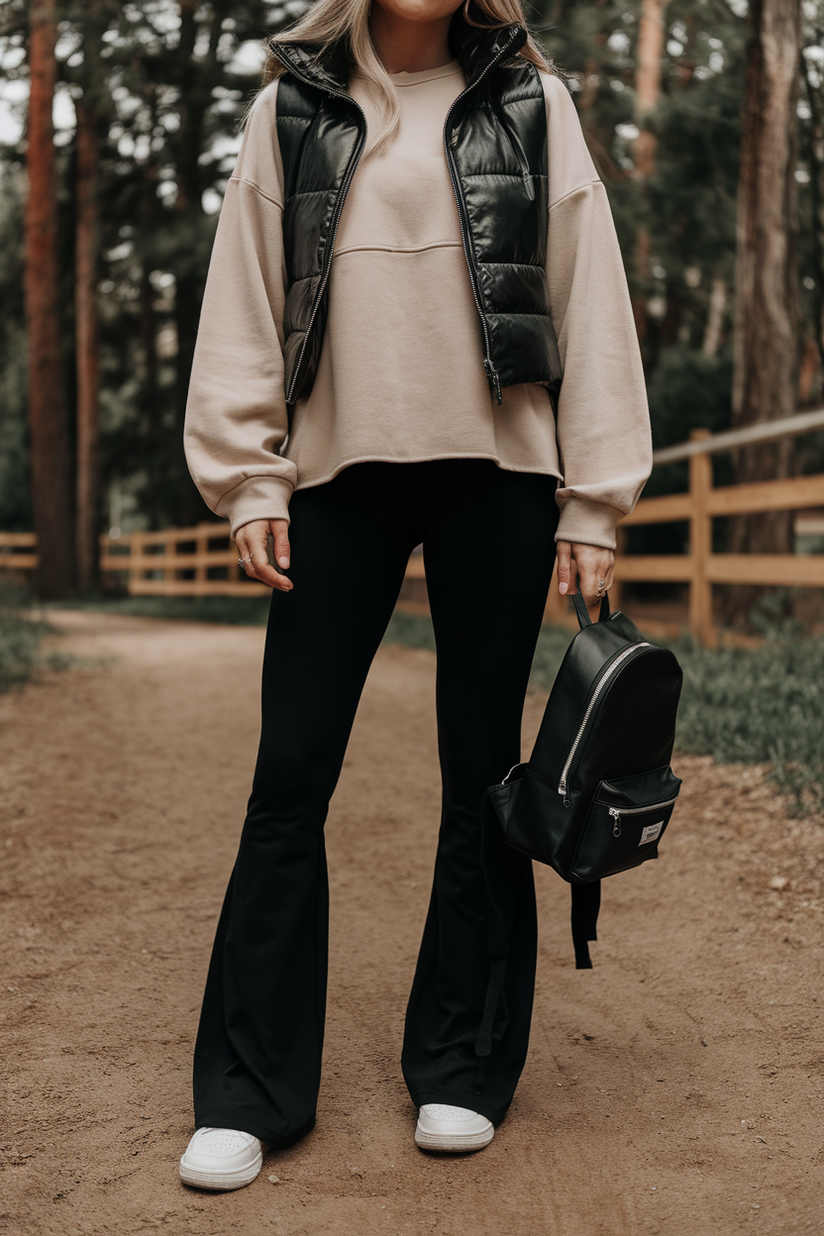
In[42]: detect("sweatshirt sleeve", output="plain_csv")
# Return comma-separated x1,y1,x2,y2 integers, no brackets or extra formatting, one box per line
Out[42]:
183,80,296,538
542,75,653,551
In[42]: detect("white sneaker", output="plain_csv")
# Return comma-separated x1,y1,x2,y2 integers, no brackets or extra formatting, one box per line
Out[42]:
415,1104,494,1153
179,1126,266,1191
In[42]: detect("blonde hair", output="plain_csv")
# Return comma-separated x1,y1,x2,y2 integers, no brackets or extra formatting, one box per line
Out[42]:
262,0,552,152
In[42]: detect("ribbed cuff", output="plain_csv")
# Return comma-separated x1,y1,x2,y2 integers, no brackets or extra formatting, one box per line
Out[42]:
216,475,294,539
555,496,623,550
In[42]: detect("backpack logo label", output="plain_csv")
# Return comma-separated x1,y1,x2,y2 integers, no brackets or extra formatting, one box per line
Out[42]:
639,821,664,845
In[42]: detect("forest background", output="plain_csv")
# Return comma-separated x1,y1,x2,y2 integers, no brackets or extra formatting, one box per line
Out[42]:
0,0,823,603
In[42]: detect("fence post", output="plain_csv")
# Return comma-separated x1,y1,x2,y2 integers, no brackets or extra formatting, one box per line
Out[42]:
196,525,208,584
164,533,175,587
129,530,144,596
688,428,714,647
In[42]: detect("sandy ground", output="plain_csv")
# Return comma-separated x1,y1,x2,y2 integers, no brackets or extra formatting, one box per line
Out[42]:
1,610,824,1236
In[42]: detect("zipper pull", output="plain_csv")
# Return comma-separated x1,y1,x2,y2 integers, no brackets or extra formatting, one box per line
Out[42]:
484,359,503,405
558,779,571,808
492,367,502,405
609,807,622,837
522,171,535,201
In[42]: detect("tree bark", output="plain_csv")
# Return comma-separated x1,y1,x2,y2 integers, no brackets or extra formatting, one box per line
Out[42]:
726,0,801,619
24,0,75,599
632,0,668,346
801,45,824,372
634,0,668,178
166,0,220,528
75,100,100,591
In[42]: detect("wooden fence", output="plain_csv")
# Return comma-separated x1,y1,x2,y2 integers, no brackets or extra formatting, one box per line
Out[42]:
99,525,270,597
3,406,824,645
0,531,37,575
544,406,824,643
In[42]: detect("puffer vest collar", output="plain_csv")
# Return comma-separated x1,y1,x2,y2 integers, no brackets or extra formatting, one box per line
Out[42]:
270,12,562,410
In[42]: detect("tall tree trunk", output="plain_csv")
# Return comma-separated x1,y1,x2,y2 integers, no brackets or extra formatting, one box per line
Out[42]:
634,0,667,177
24,0,74,599
632,0,668,346
167,0,215,527
726,0,801,621
75,101,100,591
801,45,824,371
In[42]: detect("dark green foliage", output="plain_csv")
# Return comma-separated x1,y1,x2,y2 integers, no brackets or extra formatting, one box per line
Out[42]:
673,629,824,817
0,1,305,539
0,586,50,692
383,610,824,819
647,346,734,457
628,345,734,554
44,593,272,625
0,168,30,530
382,610,437,652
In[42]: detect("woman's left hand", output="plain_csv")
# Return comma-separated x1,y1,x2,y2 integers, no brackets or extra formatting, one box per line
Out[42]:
556,541,615,622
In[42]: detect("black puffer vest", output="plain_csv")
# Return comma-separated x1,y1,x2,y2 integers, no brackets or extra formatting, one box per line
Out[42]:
270,13,562,410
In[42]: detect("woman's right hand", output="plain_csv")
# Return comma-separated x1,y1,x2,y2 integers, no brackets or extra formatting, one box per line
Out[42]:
236,519,293,591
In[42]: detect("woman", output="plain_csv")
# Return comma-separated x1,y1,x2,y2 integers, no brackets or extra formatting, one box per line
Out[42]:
179,0,651,1190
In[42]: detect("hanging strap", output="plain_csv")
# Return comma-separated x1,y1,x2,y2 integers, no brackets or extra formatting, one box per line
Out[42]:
571,881,601,969
568,591,606,964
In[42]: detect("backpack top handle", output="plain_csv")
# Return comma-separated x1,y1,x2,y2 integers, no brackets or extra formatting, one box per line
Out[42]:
572,590,611,629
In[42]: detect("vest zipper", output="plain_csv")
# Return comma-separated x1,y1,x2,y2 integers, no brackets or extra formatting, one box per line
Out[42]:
443,26,524,407
270,47,368,407
557,642,652,804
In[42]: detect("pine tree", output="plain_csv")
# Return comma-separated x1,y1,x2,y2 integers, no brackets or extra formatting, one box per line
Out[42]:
24,0,75,598
727,0,801,582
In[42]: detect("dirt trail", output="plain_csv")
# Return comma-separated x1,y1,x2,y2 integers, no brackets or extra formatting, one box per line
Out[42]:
1,610,824,1236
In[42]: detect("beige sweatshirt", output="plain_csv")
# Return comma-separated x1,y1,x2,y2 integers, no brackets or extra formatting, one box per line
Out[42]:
184,60,652,549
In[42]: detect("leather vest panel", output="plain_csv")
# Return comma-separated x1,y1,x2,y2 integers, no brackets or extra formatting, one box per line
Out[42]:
272,20,563,409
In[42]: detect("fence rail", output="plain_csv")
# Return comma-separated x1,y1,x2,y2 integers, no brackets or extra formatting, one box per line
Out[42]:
98,524,270,597
607,417,823,645
0,531,37,572
3,409,824,644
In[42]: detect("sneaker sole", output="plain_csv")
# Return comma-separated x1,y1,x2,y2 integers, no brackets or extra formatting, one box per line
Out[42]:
179,1150,263,1191
414,1126,494,1153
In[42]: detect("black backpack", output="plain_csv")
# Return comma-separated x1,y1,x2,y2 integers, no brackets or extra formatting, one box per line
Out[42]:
483,592,683,969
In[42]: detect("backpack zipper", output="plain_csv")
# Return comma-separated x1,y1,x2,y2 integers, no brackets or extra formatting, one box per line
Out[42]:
608,795,679,837
270,46,368,406
443,26,524,407
557,642,651,805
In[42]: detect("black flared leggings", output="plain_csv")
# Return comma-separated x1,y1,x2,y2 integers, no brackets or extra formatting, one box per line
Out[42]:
193,460,559,1144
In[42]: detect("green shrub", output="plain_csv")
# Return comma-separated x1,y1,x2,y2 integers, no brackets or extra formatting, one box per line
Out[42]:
385,611,824,816
673,632,824,815
44,594,272,625
0,586,47,692
382,610,436,652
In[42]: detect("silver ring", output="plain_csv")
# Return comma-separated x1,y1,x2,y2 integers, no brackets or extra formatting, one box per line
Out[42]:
237,556,253,566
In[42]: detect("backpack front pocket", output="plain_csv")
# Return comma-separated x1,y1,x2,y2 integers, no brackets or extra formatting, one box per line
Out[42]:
569,765,682,883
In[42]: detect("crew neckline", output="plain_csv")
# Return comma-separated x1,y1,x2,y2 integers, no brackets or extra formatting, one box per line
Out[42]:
388,59,462,87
